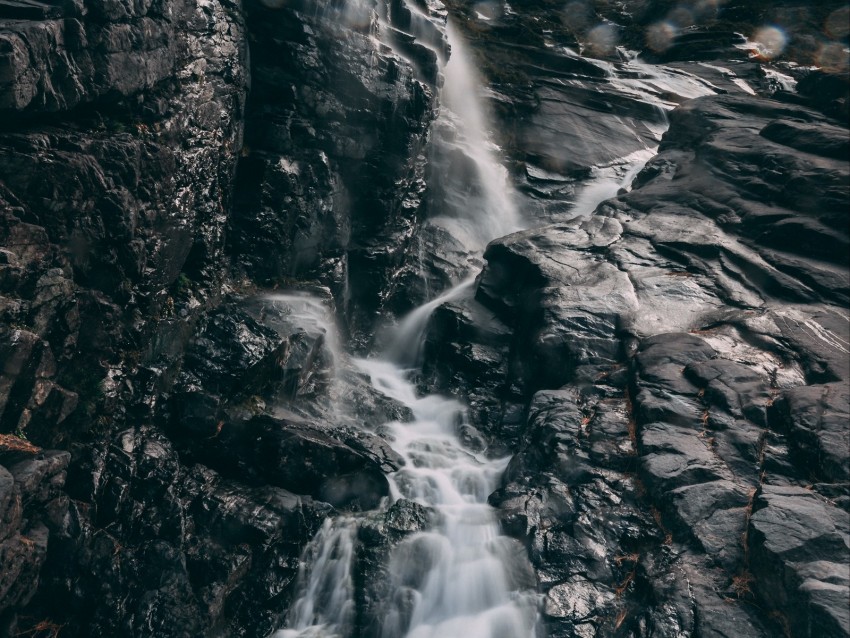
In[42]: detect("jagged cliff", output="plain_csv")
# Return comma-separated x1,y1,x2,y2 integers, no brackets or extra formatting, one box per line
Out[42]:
0,0,847,636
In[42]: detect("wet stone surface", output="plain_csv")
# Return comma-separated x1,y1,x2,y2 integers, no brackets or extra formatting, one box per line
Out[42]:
0,0,847,635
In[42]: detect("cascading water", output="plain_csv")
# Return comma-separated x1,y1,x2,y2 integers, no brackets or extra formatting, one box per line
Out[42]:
384,278,474,368
338,15,539,638
272,4,722,637
261,292,346,417
273,8,538,638
426,20,523,249
352,359,540,638
275,519,358,638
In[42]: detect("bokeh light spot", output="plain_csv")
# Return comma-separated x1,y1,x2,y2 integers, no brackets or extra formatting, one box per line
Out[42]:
751,26,788,60
586,23,618,56
825,6,850,39
647,22,677,53
818,42,850,73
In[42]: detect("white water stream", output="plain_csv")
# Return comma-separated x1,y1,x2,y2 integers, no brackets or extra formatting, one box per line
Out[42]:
276,519,358,638
273,8,537,636
354,358,539,638
426,20,523,249
272,5,720,637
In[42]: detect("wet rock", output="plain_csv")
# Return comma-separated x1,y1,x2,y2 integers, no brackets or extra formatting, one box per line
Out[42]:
231,0,443,332
749,485,850,638
0,433,41,465
341,368,415,428
425,52,849,638
34,426,329,637
168,408,401,511
0,0,187,114
666,480,751,571
685,359,771,425
354,499,436,637
797,69,850,122
543,576,615,625
772,382,850,483
0,0,847,635
472,217,636,401
492,387,686,638
254,416,399,511
420,290,514,440
179,303,316,403
382,499,434,538
0,450,69,629
0,329,77,445
640,421,733,494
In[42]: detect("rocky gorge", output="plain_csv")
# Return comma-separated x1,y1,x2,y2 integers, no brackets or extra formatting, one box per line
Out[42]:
0,0,848,636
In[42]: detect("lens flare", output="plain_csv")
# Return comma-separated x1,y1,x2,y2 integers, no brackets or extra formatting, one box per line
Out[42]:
751,26,788,60
825,6,850,39
586,23,618,56
818,42,850,73
647,22,677,53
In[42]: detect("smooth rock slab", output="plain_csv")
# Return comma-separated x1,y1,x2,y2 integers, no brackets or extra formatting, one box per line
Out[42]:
749,484,850,638
772,382,850,483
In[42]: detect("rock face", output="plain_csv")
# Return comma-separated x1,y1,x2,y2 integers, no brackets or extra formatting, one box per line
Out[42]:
230,0,443,333
0,439,69,635
0,0,848,635
0,0,441,632
417,3,850,636
424,88,850,634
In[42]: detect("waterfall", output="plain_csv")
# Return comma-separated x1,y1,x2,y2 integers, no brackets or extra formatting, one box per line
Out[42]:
262,292,344,410
354,359,539,638
269,3,726,635
347,15,539,638
384,278,474,368
272,8,539,638
426,21,522,250
274,519,358,638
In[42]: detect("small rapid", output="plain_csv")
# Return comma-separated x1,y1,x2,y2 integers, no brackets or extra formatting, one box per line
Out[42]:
353,359,538,638
275,519,358,638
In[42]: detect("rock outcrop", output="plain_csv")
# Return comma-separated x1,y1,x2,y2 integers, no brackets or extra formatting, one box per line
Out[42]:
416,4,849,635
423,78,849,638
0,0,442,632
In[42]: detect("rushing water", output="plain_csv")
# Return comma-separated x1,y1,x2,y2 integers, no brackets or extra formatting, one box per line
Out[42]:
426,20,523,248
273,7,538,637
353,359,539,638
275,519,358,638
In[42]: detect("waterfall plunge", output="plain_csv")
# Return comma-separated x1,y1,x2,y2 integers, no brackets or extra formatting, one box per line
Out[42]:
273,10,538,638
426,21,522,252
